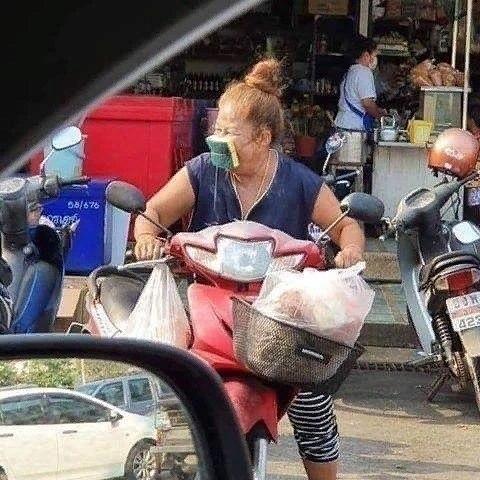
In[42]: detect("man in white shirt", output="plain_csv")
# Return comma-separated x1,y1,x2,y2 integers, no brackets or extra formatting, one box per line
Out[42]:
335,37,386,131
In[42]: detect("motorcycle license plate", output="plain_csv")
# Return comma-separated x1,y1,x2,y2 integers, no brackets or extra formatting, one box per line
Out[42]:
446,293,480,332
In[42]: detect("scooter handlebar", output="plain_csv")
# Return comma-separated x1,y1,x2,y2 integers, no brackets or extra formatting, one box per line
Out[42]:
323,170,359,187
57,176,91,187
379,217,396,241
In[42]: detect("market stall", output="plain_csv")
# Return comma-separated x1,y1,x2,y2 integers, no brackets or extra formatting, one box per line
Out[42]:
370,0,477,216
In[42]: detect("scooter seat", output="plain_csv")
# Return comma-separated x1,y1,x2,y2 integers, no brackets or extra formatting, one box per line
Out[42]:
419,251,480,289
99,275,145,330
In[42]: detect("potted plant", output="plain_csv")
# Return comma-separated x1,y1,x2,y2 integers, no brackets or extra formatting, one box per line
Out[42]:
290,102,326,157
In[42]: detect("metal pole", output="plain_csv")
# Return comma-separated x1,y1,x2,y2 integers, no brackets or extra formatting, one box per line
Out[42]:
462,0,473,129
451,0,460,68
80,359,86,384
359,0,370,37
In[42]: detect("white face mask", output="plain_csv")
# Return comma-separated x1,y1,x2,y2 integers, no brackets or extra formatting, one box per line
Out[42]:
369,56,378,71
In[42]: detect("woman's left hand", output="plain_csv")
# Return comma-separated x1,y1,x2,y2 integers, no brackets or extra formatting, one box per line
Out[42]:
334,244,364,268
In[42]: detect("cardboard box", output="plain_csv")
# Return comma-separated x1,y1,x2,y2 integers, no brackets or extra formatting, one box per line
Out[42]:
308,0,349,16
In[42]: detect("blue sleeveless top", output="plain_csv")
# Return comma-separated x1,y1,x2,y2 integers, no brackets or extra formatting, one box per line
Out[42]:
185,153,324,240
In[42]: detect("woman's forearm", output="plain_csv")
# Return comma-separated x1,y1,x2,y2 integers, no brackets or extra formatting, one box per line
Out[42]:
133,204,163,240
337,219,365,253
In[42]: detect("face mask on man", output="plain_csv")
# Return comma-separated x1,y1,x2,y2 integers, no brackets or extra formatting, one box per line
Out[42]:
206,135,240,170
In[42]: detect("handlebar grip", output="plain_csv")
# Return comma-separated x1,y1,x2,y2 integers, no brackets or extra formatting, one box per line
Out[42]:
58,176,91,187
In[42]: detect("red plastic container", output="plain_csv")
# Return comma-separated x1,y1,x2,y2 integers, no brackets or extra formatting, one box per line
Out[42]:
84,95,194,199
30,95,195,200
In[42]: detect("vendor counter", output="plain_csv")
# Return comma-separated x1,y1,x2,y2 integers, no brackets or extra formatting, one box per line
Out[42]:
372,141,462,220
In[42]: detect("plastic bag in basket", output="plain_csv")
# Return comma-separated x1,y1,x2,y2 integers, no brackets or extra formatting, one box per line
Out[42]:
119,264,190,348
253,262,374,347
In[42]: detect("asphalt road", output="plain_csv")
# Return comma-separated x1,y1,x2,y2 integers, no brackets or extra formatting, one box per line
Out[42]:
268,370,480,480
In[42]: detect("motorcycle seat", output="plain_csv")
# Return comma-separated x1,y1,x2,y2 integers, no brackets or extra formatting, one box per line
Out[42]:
99,275,145,329
419,251,480,289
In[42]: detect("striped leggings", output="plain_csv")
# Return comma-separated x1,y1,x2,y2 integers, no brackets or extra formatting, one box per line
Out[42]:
287,391,339,463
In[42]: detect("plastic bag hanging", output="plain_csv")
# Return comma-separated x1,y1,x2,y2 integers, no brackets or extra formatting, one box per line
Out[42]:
120,264,190,348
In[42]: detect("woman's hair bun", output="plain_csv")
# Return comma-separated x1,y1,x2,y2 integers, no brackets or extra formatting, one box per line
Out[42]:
244,58,283,98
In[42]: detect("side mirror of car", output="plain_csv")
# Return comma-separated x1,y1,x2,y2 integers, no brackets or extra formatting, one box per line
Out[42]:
109,411,123,423
0,335,253,480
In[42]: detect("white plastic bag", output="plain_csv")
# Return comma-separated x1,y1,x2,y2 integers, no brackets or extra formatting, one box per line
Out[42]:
120,264,190,348
253,262,375,347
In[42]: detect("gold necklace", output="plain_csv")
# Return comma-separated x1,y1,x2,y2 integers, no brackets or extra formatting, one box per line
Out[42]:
230,150,272,218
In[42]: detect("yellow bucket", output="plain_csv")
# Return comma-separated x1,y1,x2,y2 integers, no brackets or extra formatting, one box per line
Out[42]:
408,120,433,145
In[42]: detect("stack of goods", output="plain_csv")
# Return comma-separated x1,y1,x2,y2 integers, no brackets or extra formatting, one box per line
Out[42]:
374,32,410,57
383,0,402,18
410,60,465,88
383,0,444,21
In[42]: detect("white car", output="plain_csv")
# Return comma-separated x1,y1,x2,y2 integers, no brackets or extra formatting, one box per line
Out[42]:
0,387,157,480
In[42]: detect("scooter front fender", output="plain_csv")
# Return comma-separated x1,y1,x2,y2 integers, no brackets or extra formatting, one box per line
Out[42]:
397,232,436,353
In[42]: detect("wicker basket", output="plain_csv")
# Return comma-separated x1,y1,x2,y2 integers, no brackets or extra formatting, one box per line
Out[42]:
232,298,364,395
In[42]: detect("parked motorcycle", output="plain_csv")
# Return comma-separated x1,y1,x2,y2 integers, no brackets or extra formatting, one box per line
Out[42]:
75,179,383,479
322,131,360,201
380,128,480,410
0,126,89,333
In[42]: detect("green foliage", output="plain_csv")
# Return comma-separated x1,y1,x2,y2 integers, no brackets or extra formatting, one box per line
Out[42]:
21,359,77,388
80,360,136,384
0,362,17,387
0,358,138,391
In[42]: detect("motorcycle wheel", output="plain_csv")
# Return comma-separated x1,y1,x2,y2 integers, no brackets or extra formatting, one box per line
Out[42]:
465,355,480,413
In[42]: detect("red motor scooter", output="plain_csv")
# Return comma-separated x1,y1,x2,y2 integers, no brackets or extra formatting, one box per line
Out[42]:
75,181,384,479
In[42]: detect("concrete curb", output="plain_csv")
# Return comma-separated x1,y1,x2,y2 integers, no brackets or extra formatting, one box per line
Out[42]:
359,322,419,349
364,251,401,283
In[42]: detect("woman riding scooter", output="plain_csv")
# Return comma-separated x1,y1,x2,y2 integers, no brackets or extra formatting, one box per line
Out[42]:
134,58,365,480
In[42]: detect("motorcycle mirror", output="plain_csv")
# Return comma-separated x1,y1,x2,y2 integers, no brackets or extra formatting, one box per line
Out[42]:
341,192,385,224
0,335,253,480
325,131,346,156
51,126,82,151
106,181,146,214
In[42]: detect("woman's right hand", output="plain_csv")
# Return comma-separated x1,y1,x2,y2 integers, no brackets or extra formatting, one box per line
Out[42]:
134,234,165,261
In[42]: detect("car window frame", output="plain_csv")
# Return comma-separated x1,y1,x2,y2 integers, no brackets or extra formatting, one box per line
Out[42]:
96,380,127,408
127,377,154,405
0,393,48,426
45,392,112,425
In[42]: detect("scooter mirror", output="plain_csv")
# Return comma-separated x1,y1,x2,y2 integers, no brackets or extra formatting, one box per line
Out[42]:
325,131,346,155
341,192,385,224
106,180,146,213
51,126,82,150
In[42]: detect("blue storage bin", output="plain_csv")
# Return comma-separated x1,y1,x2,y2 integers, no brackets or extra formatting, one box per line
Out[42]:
42,179,111,274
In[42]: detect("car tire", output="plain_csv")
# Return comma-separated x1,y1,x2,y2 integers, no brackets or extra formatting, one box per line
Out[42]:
125,440,156,480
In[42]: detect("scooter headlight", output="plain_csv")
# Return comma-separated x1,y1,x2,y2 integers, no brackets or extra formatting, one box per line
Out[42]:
186,237,274,282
